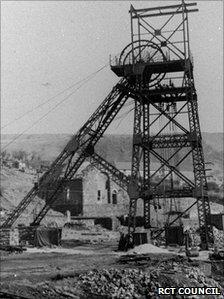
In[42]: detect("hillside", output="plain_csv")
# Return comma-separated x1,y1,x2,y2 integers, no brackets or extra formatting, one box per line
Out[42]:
1,167,34,211
201,132,223,152
2,133,223,174
0,166,65,226
1,132,223,223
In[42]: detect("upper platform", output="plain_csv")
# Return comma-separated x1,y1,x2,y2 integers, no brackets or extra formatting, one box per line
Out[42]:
110,40,193,86
111,59,192,77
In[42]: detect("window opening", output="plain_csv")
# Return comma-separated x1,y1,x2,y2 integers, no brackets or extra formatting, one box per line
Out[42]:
112,190,117,204
97,190,101,201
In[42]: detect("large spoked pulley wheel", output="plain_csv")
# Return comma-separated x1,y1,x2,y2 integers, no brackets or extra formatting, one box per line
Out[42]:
119,40,167,87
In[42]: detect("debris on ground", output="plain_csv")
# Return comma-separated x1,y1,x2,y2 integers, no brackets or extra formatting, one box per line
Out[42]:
77,268,161,298
76,265,223,299
1,252,224,298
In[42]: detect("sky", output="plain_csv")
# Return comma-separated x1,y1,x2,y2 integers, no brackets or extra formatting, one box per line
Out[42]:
1,0,223,135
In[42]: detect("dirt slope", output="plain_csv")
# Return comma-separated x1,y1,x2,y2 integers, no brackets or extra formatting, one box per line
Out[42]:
1,167,35,210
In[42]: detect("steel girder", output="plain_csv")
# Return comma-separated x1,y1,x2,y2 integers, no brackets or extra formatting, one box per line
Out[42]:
89,152,130,191
128,100,142,234
31,85,130,226
142,103,151,228
187,94,213,247
123,81,213,248
111,1,212,248
147,148,194,188
143,188,194,199
142,133,192,148
90,151,195,199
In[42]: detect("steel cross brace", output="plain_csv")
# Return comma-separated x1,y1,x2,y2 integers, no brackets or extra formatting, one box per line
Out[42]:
142,133,191,148
31,89,130,225
127,87,189,135
149,148,194,188
89,152,130,191
1,79,130,228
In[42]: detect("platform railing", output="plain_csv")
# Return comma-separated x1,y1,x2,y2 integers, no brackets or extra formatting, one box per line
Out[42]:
110,50,176,68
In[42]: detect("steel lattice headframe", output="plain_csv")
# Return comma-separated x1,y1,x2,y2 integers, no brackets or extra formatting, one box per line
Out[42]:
1,0,213,249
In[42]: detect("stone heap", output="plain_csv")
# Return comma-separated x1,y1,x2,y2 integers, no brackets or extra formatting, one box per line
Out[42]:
78,268,160,298
77,260,223,298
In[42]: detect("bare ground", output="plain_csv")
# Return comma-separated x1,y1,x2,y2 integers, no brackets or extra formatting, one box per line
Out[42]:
1,241,224,299
0,242,119,298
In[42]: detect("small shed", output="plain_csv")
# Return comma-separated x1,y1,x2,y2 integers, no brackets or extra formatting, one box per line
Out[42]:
34,227,62,247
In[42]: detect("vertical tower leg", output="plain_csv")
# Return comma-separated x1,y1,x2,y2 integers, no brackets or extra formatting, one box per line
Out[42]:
187,98,214,248
128,100,142,234
142,103,151,228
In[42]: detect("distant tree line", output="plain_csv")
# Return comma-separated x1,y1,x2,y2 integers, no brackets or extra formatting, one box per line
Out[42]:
1,149,44,169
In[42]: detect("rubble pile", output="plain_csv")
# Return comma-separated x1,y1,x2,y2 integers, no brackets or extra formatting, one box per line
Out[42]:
2,255,223,299
75,258,223,298
78,268,160,298
181,226,224,249
185,267,221,288
151,256,222,287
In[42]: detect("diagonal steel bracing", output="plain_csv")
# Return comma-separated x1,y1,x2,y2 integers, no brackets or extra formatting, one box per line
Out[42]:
31,89,130,226
1,79,130,228
90,152,130,191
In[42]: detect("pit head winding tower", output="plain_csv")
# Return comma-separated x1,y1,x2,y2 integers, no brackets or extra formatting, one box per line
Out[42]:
111,1,213,248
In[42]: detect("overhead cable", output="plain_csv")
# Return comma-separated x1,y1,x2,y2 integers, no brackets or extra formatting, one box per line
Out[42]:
2,64,108,150
1,63,108,130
